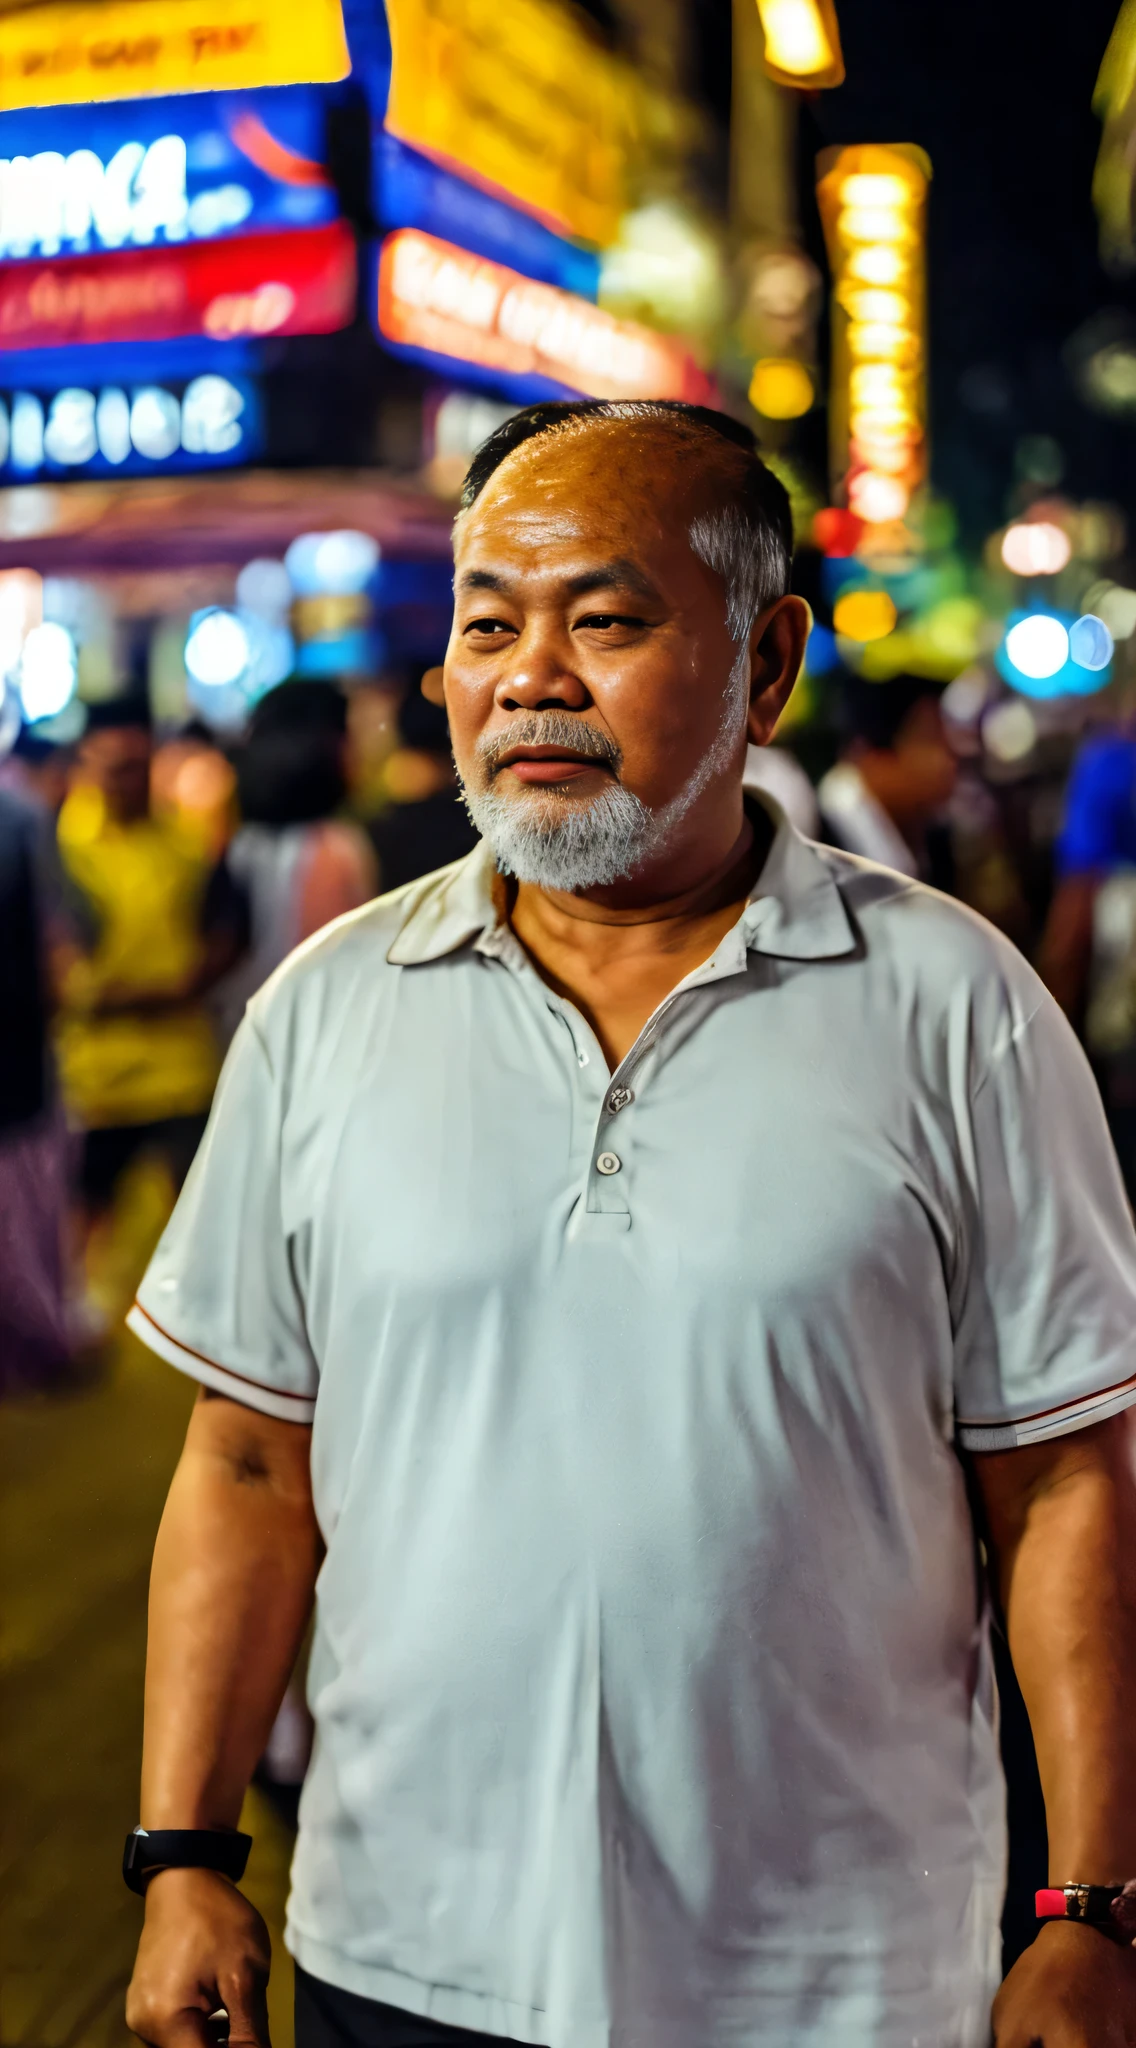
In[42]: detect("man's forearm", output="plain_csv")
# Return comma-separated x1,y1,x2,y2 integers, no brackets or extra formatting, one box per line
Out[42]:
142,1390,321,1831
976,1413,1136,1878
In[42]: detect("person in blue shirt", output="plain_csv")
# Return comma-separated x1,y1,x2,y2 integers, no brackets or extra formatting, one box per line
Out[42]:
1040,724,1136,1192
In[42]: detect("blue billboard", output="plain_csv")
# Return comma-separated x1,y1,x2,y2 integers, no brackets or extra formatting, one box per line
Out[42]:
375,133,600,300
0,337,261,479
0,87,337,264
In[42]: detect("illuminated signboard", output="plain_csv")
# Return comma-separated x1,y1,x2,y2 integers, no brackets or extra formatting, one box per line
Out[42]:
0,89,336,261
383,0,635,248
0,220,355,350
0,0,349,112
816,143,930,532
0,371,260,477
375,231,715,405
376,133,600,299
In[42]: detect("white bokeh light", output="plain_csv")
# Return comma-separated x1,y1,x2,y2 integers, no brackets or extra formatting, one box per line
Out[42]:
1000,521,1072,576
1004,614,1070,680
18,621,77,721
184,608,250,688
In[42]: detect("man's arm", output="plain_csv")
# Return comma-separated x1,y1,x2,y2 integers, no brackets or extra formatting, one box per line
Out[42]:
975,1411,1136,2045
126,1390,321,2048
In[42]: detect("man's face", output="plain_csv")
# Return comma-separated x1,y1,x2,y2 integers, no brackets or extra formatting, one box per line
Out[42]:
81,725,152,821
444,426,776,888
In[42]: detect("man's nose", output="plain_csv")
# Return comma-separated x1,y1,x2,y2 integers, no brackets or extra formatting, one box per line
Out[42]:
494,630,588,712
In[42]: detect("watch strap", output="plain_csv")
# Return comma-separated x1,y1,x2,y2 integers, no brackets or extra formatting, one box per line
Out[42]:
122,1827,252,1895
1036,1883,1136,1942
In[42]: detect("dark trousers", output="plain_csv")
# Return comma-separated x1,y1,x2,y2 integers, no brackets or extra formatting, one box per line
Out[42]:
295,1967,545,2048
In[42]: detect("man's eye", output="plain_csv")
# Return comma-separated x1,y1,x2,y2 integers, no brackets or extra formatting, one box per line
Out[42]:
465,617,513,636
576,613,645,631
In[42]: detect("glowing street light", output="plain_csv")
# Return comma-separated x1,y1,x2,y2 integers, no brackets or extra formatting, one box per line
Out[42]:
817,144,931,536
755,0,845,88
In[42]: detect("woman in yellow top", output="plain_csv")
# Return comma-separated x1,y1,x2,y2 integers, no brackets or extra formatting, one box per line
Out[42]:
56,699,246,1217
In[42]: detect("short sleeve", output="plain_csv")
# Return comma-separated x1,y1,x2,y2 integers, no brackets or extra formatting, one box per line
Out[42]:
127,1013,318,1423
954,987,1136,1450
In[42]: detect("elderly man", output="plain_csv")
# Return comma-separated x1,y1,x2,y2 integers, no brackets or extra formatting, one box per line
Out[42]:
125,403,1136,2048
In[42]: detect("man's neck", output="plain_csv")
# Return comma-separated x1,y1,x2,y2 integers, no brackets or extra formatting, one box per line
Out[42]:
506,804,773,1070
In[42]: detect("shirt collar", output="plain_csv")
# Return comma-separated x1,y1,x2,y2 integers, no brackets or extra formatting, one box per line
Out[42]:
386,793,857,968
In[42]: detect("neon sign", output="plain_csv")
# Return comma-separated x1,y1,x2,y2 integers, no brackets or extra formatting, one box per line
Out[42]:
0,372,260,477
375,230,715,405
375,133,600,300
0,221,356,350
0,88,336,259
0,0,349,112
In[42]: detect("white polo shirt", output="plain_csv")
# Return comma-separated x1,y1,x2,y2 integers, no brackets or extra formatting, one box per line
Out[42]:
130,808,1136,2048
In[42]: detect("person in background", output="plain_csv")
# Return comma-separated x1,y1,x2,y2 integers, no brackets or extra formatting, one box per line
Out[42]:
818,672,958,887
372,670,480,890
55,698,245,1274
1038,717,1136,1195
209,680,377,1049
0,776,72,1388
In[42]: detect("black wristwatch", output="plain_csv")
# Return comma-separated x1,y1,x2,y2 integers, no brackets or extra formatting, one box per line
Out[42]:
122,1826,253,1895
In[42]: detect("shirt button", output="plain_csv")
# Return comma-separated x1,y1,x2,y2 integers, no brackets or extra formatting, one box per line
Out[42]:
577,1050,589,1067
607,1086,633,1113
596,1151,622,1176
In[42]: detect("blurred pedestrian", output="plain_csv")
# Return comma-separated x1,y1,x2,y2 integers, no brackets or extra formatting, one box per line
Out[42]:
0,779,71,1388
125,403,1136,2048
55,699,245,1293
209,681,376,1047
819,672,958,886
1038,717,1136,1193
370,674,479,890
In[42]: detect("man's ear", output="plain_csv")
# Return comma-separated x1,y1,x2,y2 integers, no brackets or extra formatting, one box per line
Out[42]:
746,596,812,747
421,666,446,708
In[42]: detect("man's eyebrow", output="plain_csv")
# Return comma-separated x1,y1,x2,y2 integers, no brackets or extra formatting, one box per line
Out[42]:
564,558,660,602
456,568,512,594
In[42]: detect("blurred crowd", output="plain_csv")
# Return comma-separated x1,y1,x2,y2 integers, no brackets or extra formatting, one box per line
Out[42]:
4,634,1136,1397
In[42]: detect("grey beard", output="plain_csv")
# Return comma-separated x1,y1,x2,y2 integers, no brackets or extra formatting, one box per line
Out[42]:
457,667,749,893
461,770,663,890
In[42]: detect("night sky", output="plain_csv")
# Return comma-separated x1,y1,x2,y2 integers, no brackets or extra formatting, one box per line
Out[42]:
795,0,1135,541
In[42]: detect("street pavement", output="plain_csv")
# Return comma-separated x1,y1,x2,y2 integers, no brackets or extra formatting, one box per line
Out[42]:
1,1330,296,2048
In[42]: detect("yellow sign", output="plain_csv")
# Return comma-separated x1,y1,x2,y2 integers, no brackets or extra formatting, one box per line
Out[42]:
0,0,349,110
384,0,634,249
816,143,931,532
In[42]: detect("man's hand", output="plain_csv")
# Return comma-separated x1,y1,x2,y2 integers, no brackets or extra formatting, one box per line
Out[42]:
993,1924,1136,2045
126,1868,272,2048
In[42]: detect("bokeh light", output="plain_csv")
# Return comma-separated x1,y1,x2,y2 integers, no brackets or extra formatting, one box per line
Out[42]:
1004,614,1069,680
18,621,77,721
832,588,897,641
748,357,814,419
1000,521,1072,576
1068,613,1114,670
184,609,251,688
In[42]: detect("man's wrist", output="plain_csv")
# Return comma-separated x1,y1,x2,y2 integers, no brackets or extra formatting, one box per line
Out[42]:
1036,1881,1136,1944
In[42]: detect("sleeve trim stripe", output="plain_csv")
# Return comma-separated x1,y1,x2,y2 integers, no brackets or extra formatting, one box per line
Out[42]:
958,1377,1136,1451
126,1303,316,1423
957,1360,1136,1437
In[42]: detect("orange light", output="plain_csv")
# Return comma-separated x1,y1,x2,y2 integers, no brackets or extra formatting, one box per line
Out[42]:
816,143,931,539
833,588,897,640
754,0,845,88
376,230,715,404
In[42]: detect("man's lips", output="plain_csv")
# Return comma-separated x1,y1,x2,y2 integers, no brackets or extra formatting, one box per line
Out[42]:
496,745,610,785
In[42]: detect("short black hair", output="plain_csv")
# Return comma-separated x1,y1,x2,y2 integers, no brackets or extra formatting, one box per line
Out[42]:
84,693,152,734
458,400,793,645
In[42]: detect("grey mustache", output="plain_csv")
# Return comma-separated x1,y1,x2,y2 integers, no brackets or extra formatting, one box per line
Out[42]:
476,713,622,778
